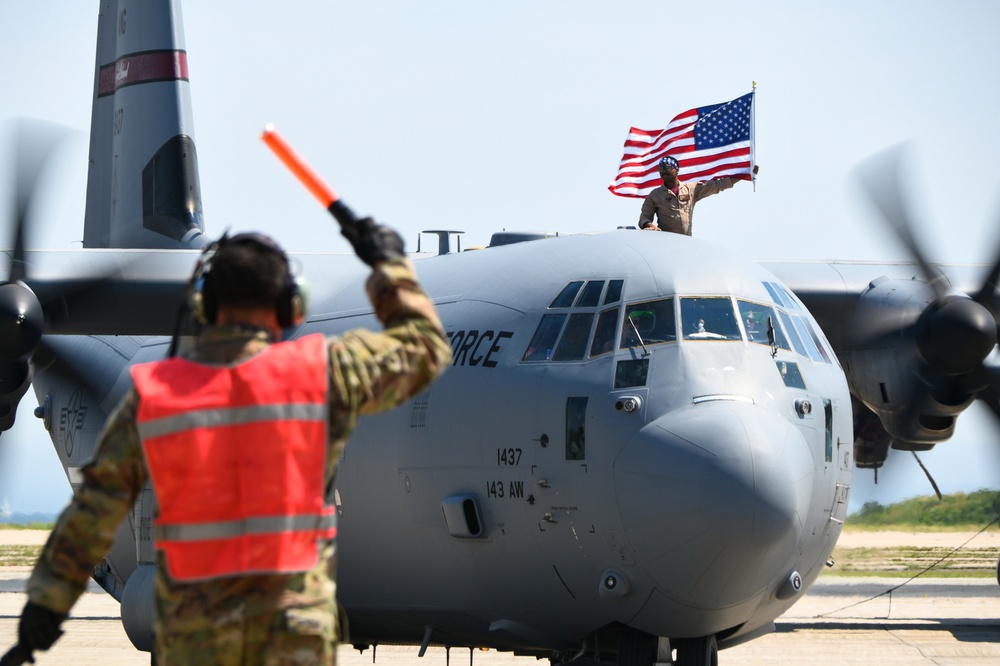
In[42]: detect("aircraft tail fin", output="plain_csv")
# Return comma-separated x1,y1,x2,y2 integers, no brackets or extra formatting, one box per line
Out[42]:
83,0,207,249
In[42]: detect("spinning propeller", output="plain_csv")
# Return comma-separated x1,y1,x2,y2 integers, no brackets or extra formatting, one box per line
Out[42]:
0,120,68,431
855,144,1000,495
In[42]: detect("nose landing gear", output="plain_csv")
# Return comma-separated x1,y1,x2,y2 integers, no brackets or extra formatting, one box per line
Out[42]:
614,628,718,666
673,635,718,666
615,627,657,666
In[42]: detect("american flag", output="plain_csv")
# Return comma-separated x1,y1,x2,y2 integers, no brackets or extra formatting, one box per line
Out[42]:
608,92,755,198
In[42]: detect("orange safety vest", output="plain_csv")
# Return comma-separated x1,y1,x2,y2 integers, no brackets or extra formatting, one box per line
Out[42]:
131,333,335,582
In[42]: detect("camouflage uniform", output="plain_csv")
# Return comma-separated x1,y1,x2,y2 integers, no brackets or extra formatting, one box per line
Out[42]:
26,257,452,665
637,178,736,235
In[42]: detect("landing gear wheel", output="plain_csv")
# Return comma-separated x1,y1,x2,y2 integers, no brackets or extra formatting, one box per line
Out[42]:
674,635,718,666
616,626,657,666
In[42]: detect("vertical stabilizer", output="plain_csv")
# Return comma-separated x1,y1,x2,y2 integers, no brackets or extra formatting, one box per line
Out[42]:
83,0,207,249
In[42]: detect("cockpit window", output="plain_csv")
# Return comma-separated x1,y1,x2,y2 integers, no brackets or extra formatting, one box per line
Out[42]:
737,300,790,349
523,314,566,361
550,282,583,308
590,307,620,357
604,279,624,305
789,315,827,363
576,281,605,307
680,297,741,340
552,313,595,361
621,299,676,349
776,283,802,310
763,281,801,310
524,279,627,363
777,311,808,357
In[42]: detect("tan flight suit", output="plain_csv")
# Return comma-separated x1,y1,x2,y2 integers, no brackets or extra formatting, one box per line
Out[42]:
638,178,736,235
26,257,452,665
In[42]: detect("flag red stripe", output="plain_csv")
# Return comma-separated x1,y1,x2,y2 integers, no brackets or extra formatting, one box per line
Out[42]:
609,94,754,198
609,144,748,187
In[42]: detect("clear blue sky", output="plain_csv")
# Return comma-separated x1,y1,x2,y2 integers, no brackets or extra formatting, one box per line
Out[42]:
1,1,1000,515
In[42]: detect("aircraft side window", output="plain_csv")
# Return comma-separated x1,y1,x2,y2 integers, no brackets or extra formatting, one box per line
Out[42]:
604,279,624,305
778,311,808,357
776,361,806,389
763,281,802,311
776,283,803,311
620,299,676,349
523,314,566,361
550,282,584,308
615,359,649,388
824,399,833,462
680,297,741,341
790,316,826,363
590,307,620,358
802,318,835,364
566,397,587,460
737,300,790,349
575,280,605,307
553,313,595,361
762,281,789,308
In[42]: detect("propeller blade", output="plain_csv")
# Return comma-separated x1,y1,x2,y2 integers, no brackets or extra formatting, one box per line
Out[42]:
974,259,1000,308
974,361,1000,426
973,193,1000,309
855,143,947,301
8,119,68,283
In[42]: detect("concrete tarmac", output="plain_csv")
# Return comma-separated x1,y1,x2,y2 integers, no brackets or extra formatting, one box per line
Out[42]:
2,528,999,665
2,571,998,665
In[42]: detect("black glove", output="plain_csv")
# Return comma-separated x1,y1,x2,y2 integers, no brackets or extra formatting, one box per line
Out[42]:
340,217,405,267
0,643,34,666
18,601,66,655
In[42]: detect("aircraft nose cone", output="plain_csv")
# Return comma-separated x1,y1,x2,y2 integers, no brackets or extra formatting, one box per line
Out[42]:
614,402,813,617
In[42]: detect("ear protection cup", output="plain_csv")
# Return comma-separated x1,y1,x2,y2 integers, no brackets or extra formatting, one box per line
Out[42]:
275,274,309,328
189,233,308,327
192,273,216,325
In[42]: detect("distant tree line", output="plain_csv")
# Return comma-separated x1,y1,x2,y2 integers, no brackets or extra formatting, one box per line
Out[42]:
850,489,1000,527
0,512,57,526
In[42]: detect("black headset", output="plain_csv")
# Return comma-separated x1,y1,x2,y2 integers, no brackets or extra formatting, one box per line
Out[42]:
189,232,308,328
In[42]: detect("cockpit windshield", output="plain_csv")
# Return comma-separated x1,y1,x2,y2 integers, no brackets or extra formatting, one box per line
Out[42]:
679,297,741,341
620,299,676,349
737,300,791,350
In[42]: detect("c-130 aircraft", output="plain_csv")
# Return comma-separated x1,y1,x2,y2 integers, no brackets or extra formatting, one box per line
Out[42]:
4,1,1000,665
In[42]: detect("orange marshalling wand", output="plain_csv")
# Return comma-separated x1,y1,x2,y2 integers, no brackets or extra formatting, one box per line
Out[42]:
261,124,359,228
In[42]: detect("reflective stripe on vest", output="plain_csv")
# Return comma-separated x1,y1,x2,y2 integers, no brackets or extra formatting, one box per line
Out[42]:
137,403,327,440
155,512,337,542
132,333,333,582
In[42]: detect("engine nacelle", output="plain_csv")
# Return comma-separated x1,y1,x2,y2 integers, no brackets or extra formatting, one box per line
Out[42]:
843,276,990,446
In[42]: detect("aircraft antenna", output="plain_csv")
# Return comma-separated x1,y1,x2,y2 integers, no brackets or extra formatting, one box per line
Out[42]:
909,450,943,500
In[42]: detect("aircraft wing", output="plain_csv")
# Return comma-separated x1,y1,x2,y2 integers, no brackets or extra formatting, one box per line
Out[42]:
20,250,194,337
761,259,1000,465
760,260,992,351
